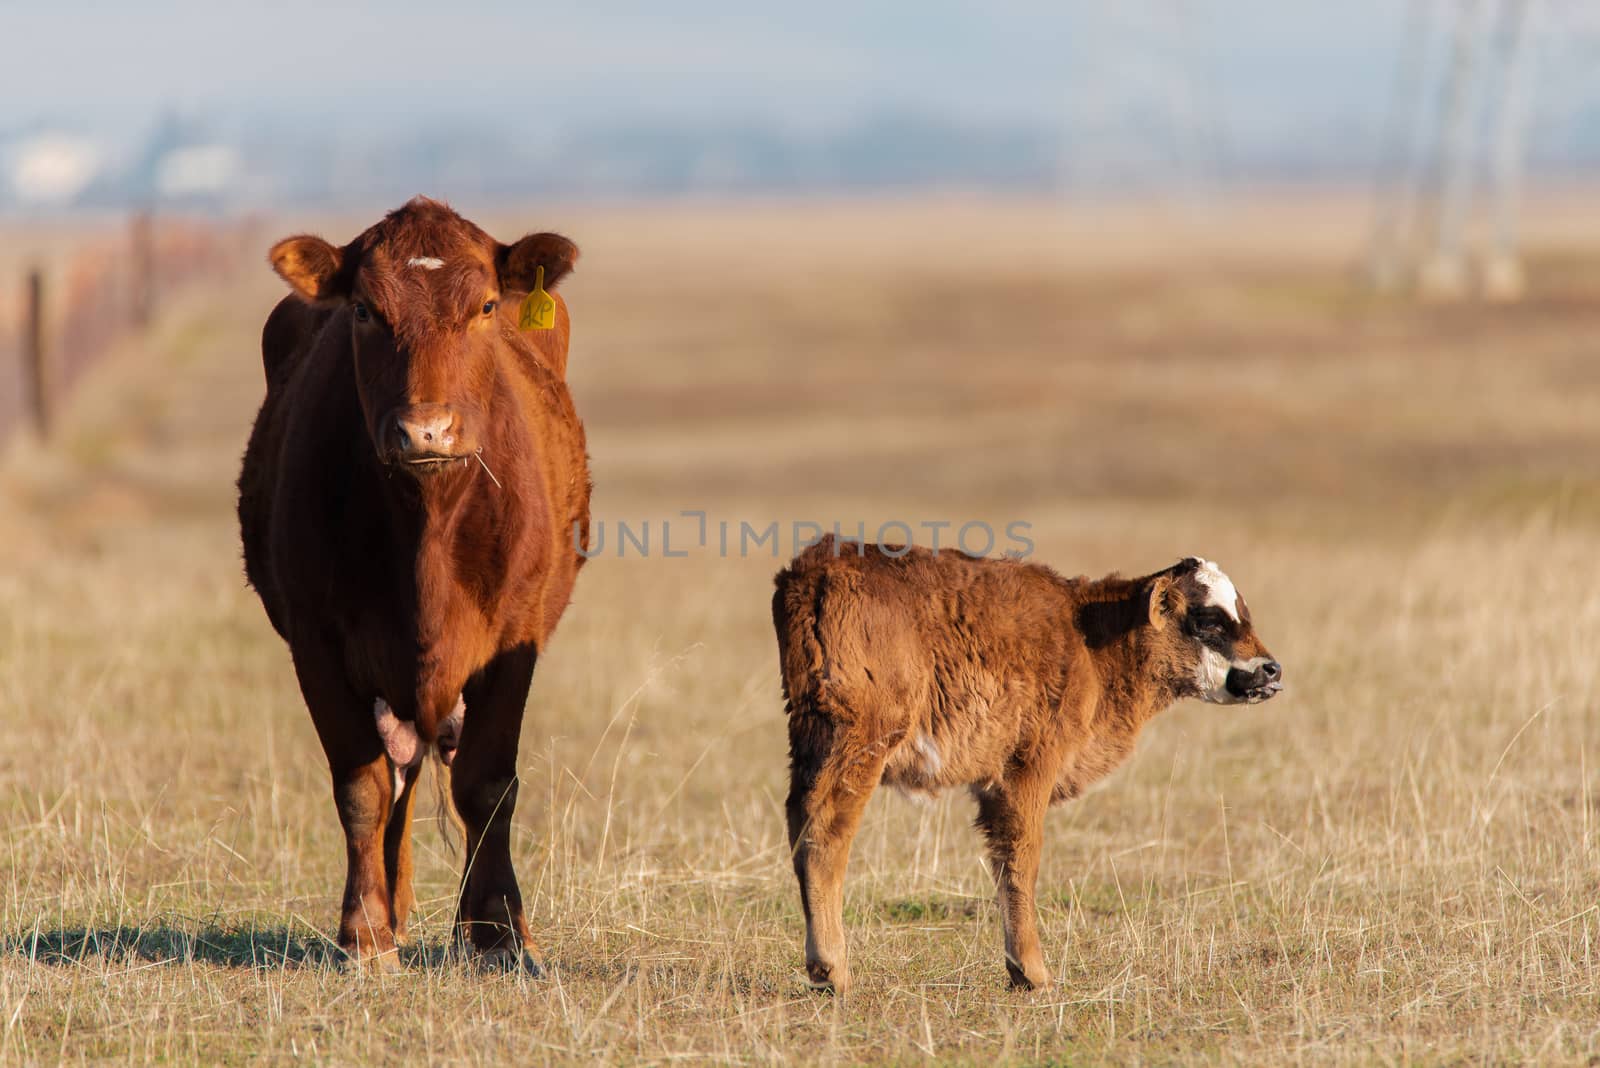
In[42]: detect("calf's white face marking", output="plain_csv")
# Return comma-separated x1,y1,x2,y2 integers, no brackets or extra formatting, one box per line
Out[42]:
1195,646,1233,703
1190,558,1240,621
407,256,445,270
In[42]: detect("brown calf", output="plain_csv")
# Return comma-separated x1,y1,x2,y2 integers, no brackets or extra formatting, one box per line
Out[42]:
772,537,1282,992
237,198,591,971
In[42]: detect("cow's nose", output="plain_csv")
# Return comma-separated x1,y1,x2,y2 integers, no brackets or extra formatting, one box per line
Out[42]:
1259,660,1282,683
387,406,459,460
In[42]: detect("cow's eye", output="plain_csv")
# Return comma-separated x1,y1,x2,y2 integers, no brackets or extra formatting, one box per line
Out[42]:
481,300,497,316
352,301,371,323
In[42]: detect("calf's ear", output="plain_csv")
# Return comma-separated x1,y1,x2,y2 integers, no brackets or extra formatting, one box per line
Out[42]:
498,232,578,294
1145,576,1174,631
269,235,352,303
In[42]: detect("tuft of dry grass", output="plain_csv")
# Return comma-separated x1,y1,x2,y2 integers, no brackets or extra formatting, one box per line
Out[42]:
1,197,1598,1064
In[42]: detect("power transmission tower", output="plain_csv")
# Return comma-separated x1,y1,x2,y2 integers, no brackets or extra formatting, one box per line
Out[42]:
1419,0,1492,299
1368,0,1549,301
1482,0,1540,300
1368,0,1439,293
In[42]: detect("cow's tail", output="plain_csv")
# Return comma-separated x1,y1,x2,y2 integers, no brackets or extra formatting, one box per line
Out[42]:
429,751,463,857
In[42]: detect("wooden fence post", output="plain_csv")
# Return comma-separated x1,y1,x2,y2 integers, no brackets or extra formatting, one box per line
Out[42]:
23,268,49,439
131,211,155,326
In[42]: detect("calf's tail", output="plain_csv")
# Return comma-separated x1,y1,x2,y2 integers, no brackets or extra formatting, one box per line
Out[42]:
773,564,829,715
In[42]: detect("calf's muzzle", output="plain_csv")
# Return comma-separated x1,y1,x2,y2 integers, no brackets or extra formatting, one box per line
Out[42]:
1225,657,1283,703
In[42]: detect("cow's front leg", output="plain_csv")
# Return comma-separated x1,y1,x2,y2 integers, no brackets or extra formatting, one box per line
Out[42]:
332,754,399,964
452,643,542,974
292,639,398,968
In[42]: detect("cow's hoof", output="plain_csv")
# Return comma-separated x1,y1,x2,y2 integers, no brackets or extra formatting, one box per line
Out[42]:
804,960,850,995
473,946,545,978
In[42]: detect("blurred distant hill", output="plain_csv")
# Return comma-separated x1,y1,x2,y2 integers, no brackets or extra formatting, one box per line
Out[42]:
0,111,1096,212
5,100,1600,214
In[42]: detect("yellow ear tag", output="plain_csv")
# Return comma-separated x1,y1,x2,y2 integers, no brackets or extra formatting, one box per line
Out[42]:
518,265,555,330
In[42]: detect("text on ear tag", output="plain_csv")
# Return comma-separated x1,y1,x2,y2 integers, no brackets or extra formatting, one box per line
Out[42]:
518,264,555,330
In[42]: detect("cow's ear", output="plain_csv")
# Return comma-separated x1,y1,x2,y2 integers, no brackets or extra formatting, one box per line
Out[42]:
497,232,578,294
269,235,351,303
1145,575,1174,632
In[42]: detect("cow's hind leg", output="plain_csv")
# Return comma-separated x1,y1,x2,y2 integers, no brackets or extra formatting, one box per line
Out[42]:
452,644,542,974
292,640,399,968
384,762,421,942
786,703,889,994
973,778,1053,990
373,700,423,942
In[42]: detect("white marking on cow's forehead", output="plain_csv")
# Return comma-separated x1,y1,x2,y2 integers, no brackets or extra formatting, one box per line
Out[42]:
407,256,445,270
1191,558,1240,621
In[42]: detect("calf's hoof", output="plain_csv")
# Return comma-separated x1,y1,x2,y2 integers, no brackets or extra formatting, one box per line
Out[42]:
1005,958,1052,991
805,959,850,995
341,944,403,974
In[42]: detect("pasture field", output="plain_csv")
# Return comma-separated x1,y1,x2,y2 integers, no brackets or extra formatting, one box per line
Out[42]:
2,196,1599,1064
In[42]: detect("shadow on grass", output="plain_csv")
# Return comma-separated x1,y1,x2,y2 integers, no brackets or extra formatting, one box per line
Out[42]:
4,925,463,971
866,896,984,924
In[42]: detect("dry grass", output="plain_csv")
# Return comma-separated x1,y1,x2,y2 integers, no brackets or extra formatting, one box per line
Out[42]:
1,197,1599,1064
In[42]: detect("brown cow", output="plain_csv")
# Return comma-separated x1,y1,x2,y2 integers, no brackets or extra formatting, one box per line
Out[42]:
772,537,1282,993
237,197,591,971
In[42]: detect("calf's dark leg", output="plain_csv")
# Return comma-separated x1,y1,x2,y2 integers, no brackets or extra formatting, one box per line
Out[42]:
292,638,398,967
973,777,1053,990
786,705,890,994
452,643,541,973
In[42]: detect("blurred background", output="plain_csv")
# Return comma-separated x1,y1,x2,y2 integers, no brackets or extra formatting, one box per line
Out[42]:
6,1,1600,212
4,3,1600,1062
5,0,1599,452
7,0,1600,437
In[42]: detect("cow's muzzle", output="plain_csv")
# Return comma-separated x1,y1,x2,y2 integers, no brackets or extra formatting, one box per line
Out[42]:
380,404,471,468
1225,658,1283,703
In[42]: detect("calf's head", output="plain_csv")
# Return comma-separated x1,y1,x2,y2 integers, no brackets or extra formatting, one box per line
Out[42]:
1145,557,1283,704
268,197,576,473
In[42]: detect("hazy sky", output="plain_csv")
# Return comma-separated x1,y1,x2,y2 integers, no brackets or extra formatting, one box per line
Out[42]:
5,2,1405,136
